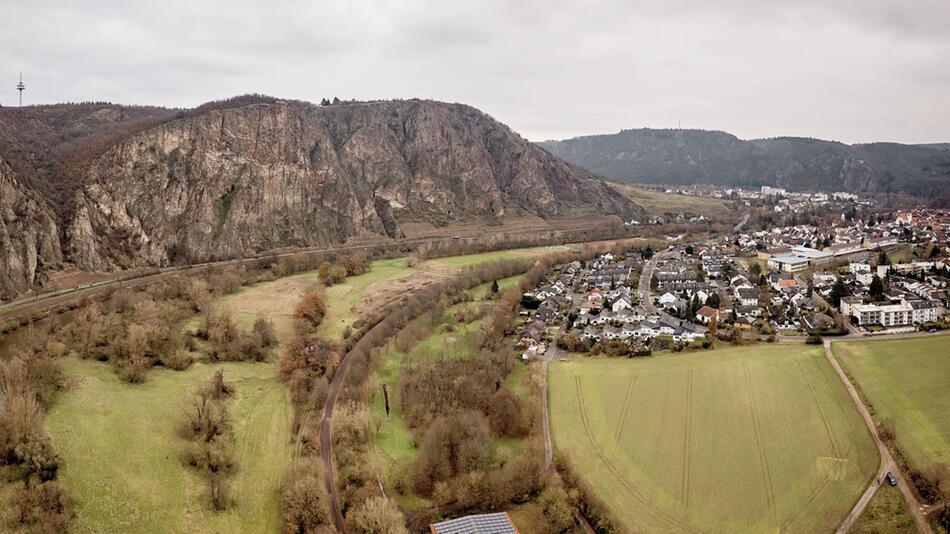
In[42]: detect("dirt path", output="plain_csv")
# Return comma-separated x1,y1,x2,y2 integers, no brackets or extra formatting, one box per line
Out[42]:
823,339,933,534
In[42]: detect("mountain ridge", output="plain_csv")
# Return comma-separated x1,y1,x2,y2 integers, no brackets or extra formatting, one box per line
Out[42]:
539,128,950,203
0,96,640,298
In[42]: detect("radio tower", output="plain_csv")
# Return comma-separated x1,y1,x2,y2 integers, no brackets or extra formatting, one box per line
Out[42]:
16,73,25,106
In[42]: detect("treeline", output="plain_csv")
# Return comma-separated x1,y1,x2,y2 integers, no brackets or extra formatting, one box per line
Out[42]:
275,277,346,532
410,225,632,262
327,258,540,527
556,457,620,533
179,370,238,510
326,246,627,531
0,345,73,531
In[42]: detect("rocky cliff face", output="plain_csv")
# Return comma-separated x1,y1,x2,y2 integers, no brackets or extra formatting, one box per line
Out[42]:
66,99,637,270
0,156,62,299
539,129,950,203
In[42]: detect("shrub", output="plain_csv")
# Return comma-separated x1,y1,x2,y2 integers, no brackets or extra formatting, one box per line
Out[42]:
116,356,149,384
279,462,332,533
295,291,327,330
487,387,526,438
160,351,195,371
411,411,493,495
11,479,74,532
347,496,408,534
254,316,277,347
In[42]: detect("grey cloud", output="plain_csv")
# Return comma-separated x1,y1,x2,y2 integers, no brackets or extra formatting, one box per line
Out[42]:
0,0,947,144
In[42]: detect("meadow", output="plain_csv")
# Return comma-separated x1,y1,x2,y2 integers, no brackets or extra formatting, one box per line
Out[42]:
834,335,950,485
549,344,878,533
39,246,553,532
46,359,292,534
430,245,572,269
316,257,416,339
611,183,735,218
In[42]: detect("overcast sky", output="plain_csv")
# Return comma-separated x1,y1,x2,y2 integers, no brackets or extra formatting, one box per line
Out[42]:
2,0,948,144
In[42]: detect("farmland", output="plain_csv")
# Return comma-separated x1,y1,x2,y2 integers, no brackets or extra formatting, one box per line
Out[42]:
834,335,950,487
549,344,878,533
46,359,292,534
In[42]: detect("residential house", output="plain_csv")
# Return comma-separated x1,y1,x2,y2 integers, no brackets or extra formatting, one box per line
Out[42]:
695,306,720,324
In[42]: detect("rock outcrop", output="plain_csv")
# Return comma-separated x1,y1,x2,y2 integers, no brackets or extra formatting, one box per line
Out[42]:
0,97,639,296
0,156,62,299
66,99,637,269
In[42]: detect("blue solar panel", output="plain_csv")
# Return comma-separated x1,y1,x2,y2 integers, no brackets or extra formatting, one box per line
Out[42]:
431,512,518,534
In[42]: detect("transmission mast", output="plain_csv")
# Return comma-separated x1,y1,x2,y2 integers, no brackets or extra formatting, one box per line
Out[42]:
16,73,25,106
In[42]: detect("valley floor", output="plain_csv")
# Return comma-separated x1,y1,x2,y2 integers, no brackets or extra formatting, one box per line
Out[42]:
46,359,292,534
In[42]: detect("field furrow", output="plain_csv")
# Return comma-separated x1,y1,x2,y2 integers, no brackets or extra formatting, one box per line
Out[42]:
550,345,878,533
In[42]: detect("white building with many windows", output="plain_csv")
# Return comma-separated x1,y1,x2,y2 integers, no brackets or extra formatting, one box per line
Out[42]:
850,300,939,326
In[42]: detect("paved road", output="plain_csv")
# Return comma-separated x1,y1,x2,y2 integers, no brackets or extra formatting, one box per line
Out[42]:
541,322,567,469
637,250,707,333
823,338,934,534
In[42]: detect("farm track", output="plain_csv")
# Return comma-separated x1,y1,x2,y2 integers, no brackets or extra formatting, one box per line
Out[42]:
797,360,841,458
823,339,934,534
574,375,706,534
614,374,637,443
743,363,776,512
681,370,693,506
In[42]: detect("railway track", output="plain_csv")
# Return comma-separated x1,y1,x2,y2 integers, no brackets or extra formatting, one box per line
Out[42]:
0,226,624,328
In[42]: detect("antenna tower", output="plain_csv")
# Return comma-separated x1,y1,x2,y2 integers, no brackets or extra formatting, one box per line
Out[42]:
16,73,25,106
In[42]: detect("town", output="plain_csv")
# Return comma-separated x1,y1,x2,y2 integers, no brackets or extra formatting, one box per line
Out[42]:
521,207,950,360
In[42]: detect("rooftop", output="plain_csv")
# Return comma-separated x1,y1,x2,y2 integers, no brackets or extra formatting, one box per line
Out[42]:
430,512,518,534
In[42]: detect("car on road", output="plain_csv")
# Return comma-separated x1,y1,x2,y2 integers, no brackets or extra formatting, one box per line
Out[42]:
885,472,897,486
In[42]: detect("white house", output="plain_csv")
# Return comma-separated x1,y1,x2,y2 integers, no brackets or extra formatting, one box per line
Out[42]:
612,297,633,313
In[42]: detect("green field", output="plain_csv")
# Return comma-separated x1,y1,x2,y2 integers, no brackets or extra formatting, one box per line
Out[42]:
549,345,878,533
431,245,572,269
611,183,735,219
834,335,950,483
46,359,292,534
468,274,525,300
317,257,415,339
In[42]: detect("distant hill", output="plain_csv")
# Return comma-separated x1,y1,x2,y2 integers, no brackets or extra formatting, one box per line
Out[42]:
539,129,950,203
0,96,640,298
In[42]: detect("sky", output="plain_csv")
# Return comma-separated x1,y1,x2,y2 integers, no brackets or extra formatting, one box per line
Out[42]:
2,0,948,144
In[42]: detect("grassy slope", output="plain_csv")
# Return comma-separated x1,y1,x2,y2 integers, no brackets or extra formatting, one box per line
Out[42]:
611,183,734,218
46,359,292,534
834,336,950,478
431,245,573,269
549,345,878,534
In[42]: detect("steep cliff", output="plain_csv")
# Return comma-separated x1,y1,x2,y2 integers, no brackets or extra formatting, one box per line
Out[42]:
66,99,637,269
0,156,62,299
